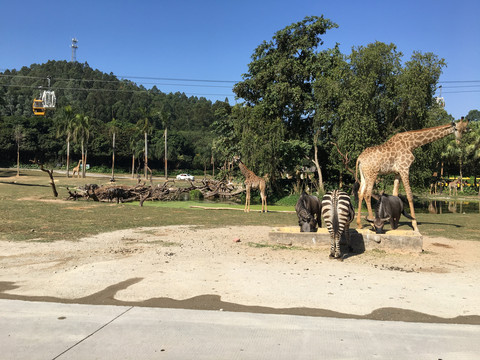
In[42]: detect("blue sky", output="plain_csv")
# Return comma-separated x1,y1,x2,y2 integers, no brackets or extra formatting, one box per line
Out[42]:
1,0,478,119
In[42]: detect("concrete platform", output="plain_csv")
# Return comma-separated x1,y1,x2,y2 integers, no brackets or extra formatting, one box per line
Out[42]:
269,227,423,253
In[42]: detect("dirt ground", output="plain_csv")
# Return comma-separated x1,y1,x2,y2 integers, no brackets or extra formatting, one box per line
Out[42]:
1,225,479,324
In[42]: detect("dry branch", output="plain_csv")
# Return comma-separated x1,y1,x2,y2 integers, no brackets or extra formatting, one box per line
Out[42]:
67,178,243,203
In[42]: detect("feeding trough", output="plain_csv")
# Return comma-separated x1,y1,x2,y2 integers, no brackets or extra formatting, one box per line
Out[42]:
268,227,423,253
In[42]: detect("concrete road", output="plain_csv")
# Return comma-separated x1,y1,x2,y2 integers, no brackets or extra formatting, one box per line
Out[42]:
1,299,479,359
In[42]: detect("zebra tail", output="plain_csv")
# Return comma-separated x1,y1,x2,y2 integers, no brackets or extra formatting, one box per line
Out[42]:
332,205,339,236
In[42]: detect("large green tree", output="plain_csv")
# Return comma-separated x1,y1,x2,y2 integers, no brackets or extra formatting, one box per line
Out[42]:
233,15,338,182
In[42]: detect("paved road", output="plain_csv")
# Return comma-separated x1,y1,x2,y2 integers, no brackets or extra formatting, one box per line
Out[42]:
1,299,479,359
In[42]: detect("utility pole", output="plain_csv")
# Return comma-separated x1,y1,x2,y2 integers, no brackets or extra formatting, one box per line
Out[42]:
71,38,78,62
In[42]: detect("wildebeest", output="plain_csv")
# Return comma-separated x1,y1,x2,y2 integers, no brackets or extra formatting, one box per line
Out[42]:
295,192,322,232
366,193,413,234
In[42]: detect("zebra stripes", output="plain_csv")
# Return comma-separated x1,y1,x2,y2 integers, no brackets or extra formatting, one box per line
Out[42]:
321,190,355,260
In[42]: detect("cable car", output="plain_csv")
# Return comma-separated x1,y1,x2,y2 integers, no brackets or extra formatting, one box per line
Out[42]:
435,96,445,108
41,90,56,109
32,77,56,116
32,98,45,116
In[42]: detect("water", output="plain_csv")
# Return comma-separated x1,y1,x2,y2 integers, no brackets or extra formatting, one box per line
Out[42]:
415,199,480,214
180,192,480,214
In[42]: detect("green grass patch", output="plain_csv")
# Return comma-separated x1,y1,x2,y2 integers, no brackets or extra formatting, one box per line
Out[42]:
247,242,306,251
1,169,479,243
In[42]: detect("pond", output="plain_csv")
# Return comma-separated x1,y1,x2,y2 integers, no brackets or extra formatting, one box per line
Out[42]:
178,191,480,214
414,199,480,214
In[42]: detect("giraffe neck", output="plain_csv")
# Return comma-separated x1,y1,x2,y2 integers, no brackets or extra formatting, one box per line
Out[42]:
238,161,252,179
393,124,454,150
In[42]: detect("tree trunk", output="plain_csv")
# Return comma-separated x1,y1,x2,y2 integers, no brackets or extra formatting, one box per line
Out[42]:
164,128,168,179
16,141,20,176
313,130,324,192
111,132,115,180
66,137,70,178
144,132,148,180
81,140,86,178
132,154,135,178
459,157,463,192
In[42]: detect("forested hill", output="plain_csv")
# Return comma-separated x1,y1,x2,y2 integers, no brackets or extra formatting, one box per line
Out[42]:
0,60,231,170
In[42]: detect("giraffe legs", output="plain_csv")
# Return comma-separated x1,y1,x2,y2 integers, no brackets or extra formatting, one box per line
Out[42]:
393,175,401,196
356,177,376,229
260,191,267,213
399,172,418,232
244,186,251,212
260,182,267,212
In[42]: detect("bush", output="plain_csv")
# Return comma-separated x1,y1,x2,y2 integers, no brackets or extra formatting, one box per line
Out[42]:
275,194,300,207
189,189,203,200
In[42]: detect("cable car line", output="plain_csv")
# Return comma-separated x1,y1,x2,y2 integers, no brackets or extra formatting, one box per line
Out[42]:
0,73,239,85
1,83,234,98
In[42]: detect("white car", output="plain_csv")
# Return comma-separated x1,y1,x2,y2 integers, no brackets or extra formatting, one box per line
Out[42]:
176,173,195,181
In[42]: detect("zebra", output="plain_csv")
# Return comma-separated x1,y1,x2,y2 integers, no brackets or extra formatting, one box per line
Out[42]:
321,190,355,260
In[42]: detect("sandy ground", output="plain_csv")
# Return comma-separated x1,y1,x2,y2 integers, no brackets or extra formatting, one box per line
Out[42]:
2,172,479,324
1,225,479,324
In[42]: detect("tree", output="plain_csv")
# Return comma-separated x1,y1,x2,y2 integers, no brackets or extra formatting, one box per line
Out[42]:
14,125,24,176
464,119,480,196
233,16,338,182
54,105,75,177
312,45,348,190
126,125,143,178
157,110,170,179
136,108,154,179
441,138,467,191
325,42,446,188
107,118,121,181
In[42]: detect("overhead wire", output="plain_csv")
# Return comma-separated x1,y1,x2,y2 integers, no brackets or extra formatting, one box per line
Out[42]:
0,73,237,97
2,73,480,95
0,83,234,97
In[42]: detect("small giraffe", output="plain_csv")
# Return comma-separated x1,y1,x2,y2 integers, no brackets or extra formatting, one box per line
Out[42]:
448,177,461,196
233,156,267,213
355,118,469,232
72,159,82,178
429,172,439,195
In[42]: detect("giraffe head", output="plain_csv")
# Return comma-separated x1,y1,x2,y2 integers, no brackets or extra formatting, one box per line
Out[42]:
232,155,241,164
453,117,469,144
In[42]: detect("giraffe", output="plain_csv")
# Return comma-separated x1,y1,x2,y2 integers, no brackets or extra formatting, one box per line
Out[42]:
355,118,469,232
72,159,82,178
233,156,267,213
448,177,461,196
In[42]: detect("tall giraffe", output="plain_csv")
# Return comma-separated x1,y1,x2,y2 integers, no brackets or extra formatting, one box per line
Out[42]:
355,118,469,232
233,156,267,213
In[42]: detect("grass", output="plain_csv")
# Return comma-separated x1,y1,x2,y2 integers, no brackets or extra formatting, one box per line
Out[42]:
1,169,479,242
247,242,306,251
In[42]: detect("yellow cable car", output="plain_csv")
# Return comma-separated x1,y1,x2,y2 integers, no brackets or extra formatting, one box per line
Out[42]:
32,98,46,116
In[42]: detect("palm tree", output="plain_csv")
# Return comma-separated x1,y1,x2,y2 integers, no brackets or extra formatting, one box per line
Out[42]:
54,106,75,177
127,125,143,178
107,118,121,181
136,108,154,179
73,113,91,178
158,110,170,179
14,125,24,176
442,138,467,192
465,121,480,196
